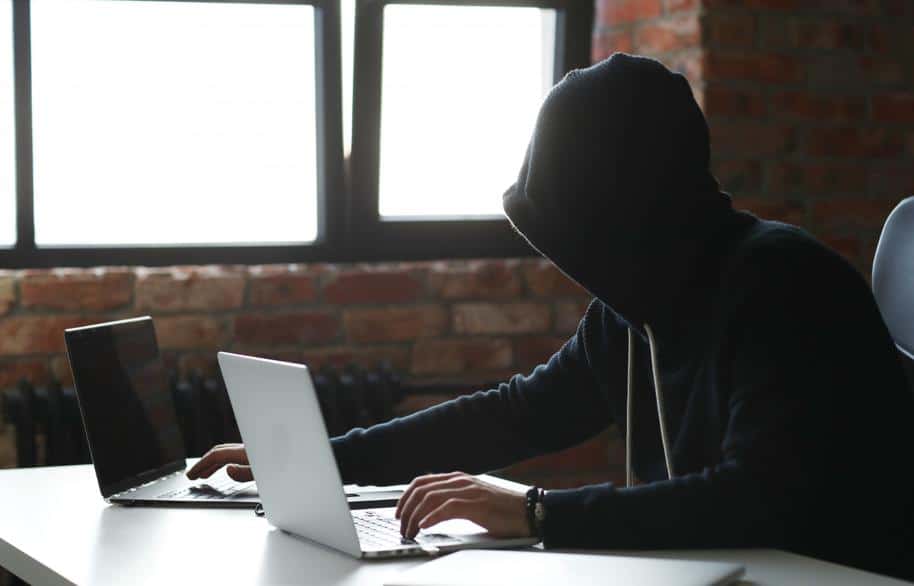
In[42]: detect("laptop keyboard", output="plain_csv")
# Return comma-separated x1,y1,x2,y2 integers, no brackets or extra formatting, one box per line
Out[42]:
157,478,254,500
353,510,415,548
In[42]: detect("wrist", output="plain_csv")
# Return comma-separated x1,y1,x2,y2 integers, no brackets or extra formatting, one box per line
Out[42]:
524,486,547,541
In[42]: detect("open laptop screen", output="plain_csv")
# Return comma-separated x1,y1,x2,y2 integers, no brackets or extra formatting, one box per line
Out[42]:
65,317,185,498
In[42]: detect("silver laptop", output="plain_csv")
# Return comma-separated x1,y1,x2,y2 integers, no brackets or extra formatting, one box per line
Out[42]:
218,351,540,559
64,317,258,507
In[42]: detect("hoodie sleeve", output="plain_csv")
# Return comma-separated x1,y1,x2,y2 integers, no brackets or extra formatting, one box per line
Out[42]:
540,241,911,553
331,301,614,486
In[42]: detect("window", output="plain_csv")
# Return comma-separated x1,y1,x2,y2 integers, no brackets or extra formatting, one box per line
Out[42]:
0,0,13,246
378,5,555,219
1,0,591,267
350,0,592,261
30,0,319,246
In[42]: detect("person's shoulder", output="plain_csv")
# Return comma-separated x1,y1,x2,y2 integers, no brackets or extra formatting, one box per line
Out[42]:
721,217,869,305
729,218,858,281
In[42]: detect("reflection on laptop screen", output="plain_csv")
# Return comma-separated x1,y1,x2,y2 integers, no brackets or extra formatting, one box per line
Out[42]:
65,317,185,492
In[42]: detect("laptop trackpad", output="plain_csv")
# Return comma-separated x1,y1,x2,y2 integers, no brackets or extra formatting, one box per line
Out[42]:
417,518,487,545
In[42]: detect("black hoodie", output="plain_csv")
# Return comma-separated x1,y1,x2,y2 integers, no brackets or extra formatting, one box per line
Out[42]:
332,54,914,579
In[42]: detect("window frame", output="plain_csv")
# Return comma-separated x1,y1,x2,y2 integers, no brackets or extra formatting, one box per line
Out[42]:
348,0,593,262
0,0,592,268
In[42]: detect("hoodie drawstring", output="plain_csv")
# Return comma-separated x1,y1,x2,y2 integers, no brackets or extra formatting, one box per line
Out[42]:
624,324,675,487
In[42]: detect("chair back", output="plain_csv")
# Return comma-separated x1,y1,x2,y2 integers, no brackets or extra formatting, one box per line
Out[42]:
873,196,914,390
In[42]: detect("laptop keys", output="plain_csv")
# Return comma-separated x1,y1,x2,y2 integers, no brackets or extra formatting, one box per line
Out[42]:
156,478,254,500
354,511,415,547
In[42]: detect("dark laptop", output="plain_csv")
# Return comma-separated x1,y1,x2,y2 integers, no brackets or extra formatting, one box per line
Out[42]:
64,316,404,509
64,316,259,506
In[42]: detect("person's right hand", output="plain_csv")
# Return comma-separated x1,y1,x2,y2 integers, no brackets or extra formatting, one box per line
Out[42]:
186,443,253,482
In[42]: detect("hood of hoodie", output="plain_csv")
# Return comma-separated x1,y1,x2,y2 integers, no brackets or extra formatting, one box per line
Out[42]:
503,53,744,339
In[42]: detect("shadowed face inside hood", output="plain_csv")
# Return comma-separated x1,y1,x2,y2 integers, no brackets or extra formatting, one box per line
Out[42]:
503,53,739,336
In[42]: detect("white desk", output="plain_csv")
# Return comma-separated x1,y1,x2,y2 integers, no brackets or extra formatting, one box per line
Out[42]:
0,463,910,585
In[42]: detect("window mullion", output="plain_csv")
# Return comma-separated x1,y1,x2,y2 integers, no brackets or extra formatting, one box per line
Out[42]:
13,0,35,251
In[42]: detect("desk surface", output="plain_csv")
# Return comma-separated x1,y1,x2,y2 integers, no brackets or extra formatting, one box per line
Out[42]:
0,463,910,586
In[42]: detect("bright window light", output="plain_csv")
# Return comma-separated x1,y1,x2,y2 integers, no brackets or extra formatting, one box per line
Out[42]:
379,5,555,220
342,0,355,157
30,0,318,246
0,0,14,246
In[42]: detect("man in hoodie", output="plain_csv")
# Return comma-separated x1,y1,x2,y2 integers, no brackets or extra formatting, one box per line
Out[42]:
188,54,914,579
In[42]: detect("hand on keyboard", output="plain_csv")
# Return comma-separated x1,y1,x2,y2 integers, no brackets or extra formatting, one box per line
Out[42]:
187,444,253,482
395,472,533,541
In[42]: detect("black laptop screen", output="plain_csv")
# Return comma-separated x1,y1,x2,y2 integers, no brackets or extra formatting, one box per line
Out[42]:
65,318,185,496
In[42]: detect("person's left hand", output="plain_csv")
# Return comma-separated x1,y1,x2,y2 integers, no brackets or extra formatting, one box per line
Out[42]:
395,471,532,540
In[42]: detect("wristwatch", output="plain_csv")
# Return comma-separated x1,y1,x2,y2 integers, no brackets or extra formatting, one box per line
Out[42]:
525,486,547,540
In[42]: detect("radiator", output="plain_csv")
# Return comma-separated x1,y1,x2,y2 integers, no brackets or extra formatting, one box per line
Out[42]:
1,362,412,468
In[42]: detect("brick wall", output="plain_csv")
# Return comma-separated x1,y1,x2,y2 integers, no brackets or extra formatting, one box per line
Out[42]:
593,0,914,275
0,261,591,388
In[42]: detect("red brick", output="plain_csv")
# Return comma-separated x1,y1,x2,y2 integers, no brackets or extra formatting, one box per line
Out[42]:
233,311,339,347
0,360,51,390
0,316,90,355
703,0,797,10
704,12,757,49
427,260,522,300
664,0,699,12
301,345,411,373
523,261,587,297
805,55,862,89
248,265,318,307
771,92,866,123
411,338,512,375
805,127,904,158
514,336,565,371
596,0,662,26
766,161,867,195
555,299,592,335
20,269,133,311
343,306,447,343
713,159,763,193
704,52,804,84
635,13,700,54
757,16,791,49
791,20,865,50
806,0,881,16
703,86,767,118
734,197,807,225
868,165,914,198
859,56,906,86
873,94,914,124
882,0,914,17
155,315,228,350
811,197,900,230
323,269,423,305
135,267,244,312
867,24,913,54
709,120,796,158
592,29,634,63
0,275,15,315
453,303,551,335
